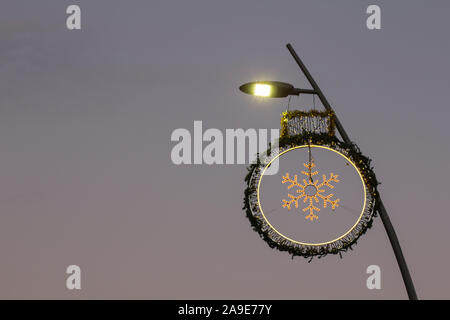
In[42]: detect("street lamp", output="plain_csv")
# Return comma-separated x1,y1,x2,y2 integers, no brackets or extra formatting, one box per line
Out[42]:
239,43,418,300
239,81,316,98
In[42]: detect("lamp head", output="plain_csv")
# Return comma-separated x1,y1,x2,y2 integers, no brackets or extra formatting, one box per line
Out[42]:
239,81,296,98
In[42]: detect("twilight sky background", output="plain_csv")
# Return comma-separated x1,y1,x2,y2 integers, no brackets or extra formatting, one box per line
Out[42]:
1,0,449,299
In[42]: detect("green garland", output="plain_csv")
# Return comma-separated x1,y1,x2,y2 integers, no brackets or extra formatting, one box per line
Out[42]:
243,131,379,261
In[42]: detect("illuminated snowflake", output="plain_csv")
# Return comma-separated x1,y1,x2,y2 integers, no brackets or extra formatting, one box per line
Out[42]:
281,162,340,221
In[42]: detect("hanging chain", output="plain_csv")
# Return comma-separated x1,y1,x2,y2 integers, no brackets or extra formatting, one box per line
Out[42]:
308,136,314,183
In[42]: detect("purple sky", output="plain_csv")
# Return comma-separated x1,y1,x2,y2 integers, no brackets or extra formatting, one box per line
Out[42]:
1,0,449,299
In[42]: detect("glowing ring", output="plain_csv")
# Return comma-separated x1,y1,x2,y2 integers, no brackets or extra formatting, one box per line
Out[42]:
257,145,367,246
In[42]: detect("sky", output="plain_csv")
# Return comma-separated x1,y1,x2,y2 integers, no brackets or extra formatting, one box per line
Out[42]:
0,0,449,299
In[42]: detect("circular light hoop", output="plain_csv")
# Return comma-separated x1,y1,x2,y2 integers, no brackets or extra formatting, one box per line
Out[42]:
243,132,378,259
256,145,367,246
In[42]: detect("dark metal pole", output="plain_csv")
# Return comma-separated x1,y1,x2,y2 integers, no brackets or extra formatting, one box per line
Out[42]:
377,201,418,300
286,43,418,300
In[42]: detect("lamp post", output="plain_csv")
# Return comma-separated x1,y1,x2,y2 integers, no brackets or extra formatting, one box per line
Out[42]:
239,43,418,300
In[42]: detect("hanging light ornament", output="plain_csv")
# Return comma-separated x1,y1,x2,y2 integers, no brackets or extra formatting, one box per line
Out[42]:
244,109,379,259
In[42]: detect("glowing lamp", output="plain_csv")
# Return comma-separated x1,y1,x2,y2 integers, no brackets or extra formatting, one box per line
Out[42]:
239,81,315,98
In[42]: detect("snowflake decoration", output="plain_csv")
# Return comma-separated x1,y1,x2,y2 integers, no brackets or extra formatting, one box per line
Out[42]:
281,162,340,221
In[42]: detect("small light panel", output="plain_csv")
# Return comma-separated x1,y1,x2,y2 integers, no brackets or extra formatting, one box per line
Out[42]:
253,84,271,97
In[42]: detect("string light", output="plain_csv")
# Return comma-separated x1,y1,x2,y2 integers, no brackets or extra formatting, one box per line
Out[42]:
281,162,340,221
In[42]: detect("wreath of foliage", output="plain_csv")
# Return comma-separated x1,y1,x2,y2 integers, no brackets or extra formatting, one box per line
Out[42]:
243,112,379,260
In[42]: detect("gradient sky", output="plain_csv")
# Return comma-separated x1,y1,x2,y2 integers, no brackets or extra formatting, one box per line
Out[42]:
1,0,449,299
